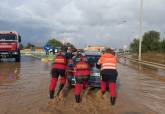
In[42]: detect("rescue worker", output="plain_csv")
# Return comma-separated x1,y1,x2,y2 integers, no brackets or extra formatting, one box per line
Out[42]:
97,48,118,105
73,51,83,65
49,50,67,99
65,49,73,60
74,55,90,103
66,57,74,87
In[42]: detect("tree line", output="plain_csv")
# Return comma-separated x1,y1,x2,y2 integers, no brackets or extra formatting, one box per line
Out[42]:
46,39,76,52
130,30,165,53
20,38,76,51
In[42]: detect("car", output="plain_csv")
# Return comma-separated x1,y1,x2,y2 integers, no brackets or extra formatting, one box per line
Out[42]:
66,63,76,86
66,51,101,88
85,52,101,87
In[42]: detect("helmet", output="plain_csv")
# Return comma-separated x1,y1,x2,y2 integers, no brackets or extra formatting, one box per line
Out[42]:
105,48,115,55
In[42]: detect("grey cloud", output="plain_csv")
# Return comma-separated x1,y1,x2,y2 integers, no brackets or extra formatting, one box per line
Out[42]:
0,0,165,48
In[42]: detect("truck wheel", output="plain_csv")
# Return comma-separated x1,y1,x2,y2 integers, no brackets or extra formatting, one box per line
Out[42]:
15,52,21,62
15,56,20,62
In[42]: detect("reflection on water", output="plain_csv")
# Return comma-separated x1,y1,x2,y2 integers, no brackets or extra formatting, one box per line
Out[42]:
43,61,51,72
0,56,50,114
0,62,21,84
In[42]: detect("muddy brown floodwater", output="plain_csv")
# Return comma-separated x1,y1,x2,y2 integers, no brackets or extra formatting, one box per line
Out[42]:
0,56,165,114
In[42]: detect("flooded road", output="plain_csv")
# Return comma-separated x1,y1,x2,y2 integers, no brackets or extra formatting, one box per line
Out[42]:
0,56,50,114
0,56,165,114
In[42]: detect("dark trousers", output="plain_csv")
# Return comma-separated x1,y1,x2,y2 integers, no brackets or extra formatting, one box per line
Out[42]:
49,69,66,91
75,76,89,95
100,69,118,97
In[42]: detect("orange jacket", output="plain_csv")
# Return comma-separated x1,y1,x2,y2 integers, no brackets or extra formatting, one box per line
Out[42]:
74,61,90,76
97,53,117,70
52,55,67,70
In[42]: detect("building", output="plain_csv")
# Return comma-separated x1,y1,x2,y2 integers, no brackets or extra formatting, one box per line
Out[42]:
84,45,106,52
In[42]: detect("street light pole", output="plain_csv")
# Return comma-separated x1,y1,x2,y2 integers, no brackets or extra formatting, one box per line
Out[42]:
138,0,143,61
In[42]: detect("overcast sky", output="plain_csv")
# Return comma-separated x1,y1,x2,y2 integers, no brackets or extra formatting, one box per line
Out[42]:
0,0,165,48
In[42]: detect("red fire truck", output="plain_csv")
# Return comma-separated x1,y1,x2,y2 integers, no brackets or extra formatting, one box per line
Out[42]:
0,31,21,62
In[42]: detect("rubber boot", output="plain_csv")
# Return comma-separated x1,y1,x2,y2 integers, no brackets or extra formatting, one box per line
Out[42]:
106,86,109,91
50,90,54,99
75,95,80,103
105,82,108,91
57,84,64,96
110,97,116,105
101,81,106,91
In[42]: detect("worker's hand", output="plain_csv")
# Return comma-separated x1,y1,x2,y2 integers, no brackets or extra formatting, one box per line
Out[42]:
96,64,101,69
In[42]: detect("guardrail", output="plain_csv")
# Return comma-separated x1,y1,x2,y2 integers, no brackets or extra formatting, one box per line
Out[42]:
119,55,165,70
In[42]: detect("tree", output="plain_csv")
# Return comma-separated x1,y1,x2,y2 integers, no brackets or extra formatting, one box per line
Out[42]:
130,30,161,53
160,39,165,52
130,39,139,53
142,30,160,52
19,44,24,50
62,42,76,52
26,43,35,49
46,38,63,48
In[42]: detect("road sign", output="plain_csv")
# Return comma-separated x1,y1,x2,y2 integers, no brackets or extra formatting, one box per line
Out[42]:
43,45,50,51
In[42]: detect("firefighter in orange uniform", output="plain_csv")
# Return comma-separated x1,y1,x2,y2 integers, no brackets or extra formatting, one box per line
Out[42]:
97,48,118,105
74,56,90,103
49,51,67,99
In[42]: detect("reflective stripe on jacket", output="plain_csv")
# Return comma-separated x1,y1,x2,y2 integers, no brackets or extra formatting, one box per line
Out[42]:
97,53,117,70
74,61,90,76
52,55,67,70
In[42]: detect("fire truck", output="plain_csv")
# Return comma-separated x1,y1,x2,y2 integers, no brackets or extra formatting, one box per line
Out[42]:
0,32,21,62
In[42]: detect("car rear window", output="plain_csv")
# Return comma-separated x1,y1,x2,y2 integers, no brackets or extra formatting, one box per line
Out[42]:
86,55,100,67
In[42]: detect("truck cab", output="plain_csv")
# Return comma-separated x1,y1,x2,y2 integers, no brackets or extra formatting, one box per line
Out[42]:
0,32,21,62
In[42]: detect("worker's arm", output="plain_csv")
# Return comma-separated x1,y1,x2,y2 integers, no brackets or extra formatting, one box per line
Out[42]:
96,64,101,69
96,57,102,69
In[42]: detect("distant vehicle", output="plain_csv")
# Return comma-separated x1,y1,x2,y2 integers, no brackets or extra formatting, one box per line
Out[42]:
0,32,21,62
67,51,101,87
43,44,61,55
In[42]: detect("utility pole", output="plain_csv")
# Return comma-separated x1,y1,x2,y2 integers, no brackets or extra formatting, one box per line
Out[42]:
138,0,143,61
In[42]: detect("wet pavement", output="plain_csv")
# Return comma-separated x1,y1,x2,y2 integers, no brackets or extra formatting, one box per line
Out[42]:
117,63,165,114
0,56,50,114
0,56,165,114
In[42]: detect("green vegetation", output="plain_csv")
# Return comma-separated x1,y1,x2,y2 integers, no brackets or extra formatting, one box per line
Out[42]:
130,30,165,53
130,39,139,53
22,38,76,52
24,43,41,51
47,39,63,48
160,39,165,52
25,43,35,49
62,42,76,52
20,43,24,50
46,38,76,52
